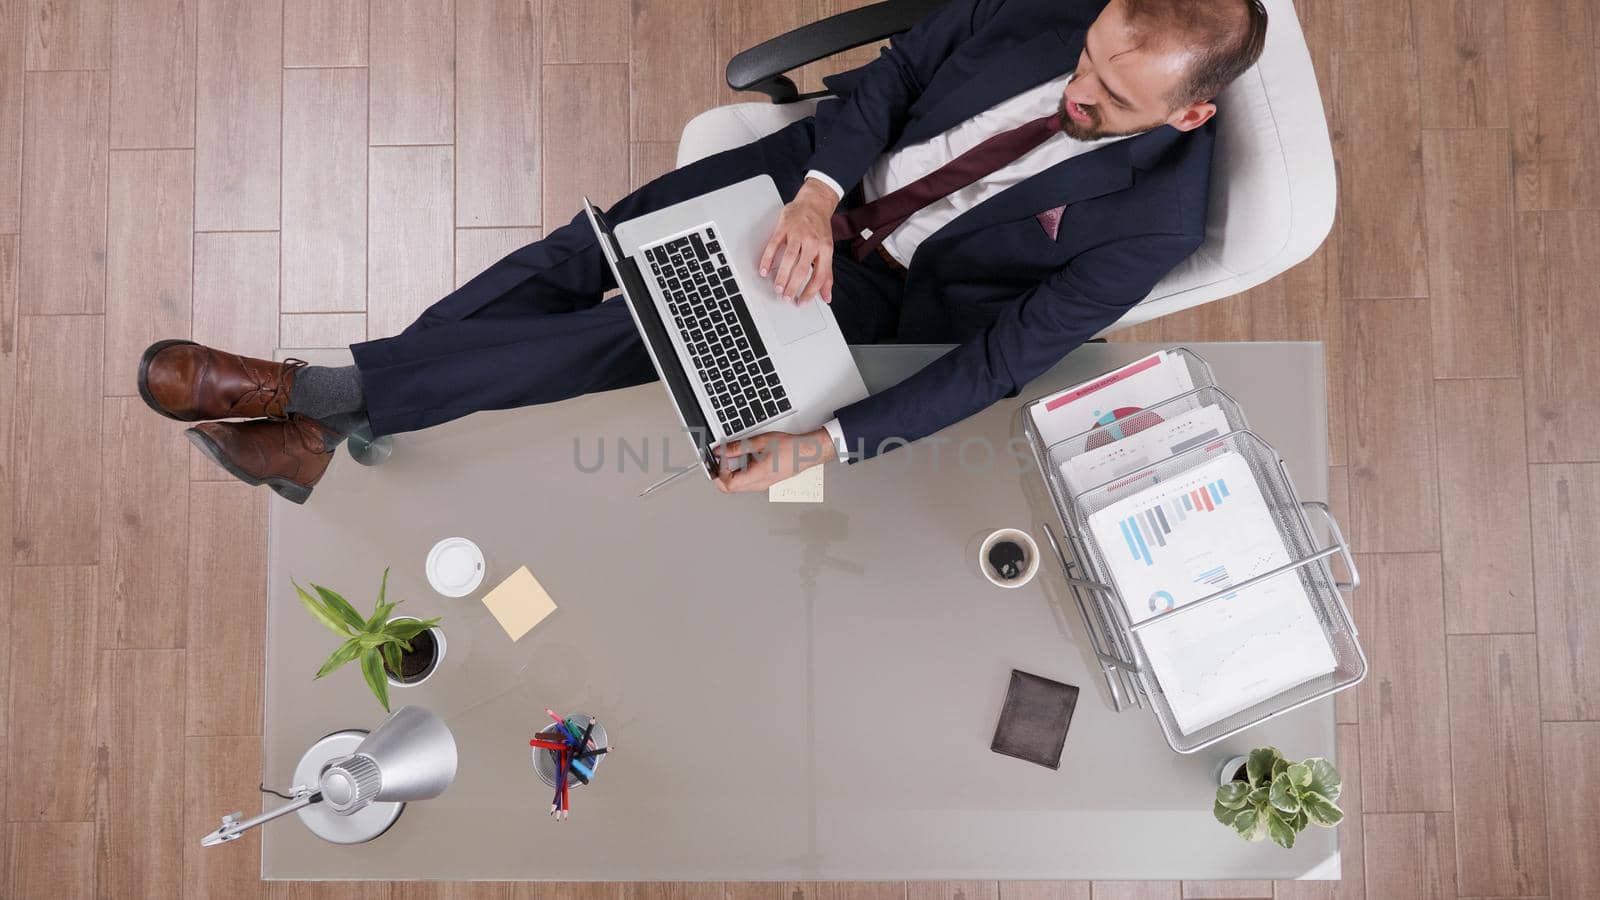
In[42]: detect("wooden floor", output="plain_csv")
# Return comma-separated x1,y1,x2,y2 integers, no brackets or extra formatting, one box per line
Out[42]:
2,0,1597,897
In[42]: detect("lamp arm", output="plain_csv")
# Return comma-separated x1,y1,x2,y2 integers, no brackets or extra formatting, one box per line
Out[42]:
199,788,323,848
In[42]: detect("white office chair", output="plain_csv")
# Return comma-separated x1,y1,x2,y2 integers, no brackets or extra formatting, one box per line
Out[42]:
674,0,1334,332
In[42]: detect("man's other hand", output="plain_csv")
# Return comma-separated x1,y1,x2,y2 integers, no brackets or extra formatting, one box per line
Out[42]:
760,178,839,305
714,428,836,493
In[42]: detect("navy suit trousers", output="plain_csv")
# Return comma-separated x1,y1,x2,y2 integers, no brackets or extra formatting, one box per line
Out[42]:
351,117,907,437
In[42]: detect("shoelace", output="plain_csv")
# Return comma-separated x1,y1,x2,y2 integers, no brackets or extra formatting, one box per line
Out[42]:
229,356,308,417
286,414,339,456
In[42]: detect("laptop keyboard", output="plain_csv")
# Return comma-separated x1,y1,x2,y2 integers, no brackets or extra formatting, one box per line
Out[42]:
643,226,792,436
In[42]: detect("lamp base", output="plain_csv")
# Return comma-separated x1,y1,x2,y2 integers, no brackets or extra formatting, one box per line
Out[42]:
294,730,404,844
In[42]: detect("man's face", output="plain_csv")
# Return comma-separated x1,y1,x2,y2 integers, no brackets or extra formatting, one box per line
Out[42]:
1059,0,1217,140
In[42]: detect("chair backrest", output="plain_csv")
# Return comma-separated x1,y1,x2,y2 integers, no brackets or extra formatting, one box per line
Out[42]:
677,0,1334,331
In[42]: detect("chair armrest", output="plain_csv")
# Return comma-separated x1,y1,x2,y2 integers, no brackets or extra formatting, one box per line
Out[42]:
726,0,949,102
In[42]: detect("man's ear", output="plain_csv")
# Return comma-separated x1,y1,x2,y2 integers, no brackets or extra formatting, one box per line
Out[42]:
1167,101,1216,132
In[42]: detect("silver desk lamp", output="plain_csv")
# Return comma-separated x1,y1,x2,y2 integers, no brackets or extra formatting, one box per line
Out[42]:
201,705,458,847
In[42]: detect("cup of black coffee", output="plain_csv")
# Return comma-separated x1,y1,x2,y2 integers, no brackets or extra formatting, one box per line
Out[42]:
979,528,1040,588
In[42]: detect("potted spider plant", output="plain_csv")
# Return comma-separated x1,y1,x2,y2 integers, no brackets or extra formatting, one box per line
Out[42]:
294,568,443,712
1214,746,1344,849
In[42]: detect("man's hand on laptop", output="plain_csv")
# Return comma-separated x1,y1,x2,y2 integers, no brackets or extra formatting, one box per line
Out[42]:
714,428,836,493
759,178,838,305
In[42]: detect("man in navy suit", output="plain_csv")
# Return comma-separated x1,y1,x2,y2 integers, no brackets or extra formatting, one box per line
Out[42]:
137,0,1268,504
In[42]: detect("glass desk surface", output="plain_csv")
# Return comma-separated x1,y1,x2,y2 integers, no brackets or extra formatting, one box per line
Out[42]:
261,341,1341,881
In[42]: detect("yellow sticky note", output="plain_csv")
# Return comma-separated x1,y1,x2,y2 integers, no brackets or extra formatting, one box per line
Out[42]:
768,465,824,503
480,566,557,641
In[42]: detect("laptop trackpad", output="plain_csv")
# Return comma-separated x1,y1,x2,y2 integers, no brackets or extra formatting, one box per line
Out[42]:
763,293,827,345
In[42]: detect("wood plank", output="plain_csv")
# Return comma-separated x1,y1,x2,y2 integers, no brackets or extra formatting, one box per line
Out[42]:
20,69,109,315
367,145,454,341
630,0,719,142
542,63,629,228
12,314,103,565
1445,634,1546,896
1517,211,1600,463
788,885,907,900
105,148,194,395
394,883,530,899
100,398,190,649
630,140,679,192
1273,723,1365,900
906,884,998,900
1340,0,1411,51
281,312,367,347
1506,10,1600,210
1529,464,1600,720
455,227,539,290
1354,553,1453,813
1544,722,1600,899
24,0,110,69
282,66,367,313
1346,299,1440,553
1179,882,1269,898
997,883,1089,900
0,0,22,233
1433,378,1536,633
1411,0,1507,128
1420,130,1518,377
111,0,197,148
1156,292,1252,342
4,565,98,821
369,0,453,146
191,231,280,480
1362,813,1457,900
1331,52,1428,300
7,822,94,898
1087,884,1179,900
620,884,721,900
195,0,282,231
544,0,628,64
716,0,818,106
185,481,266,736
456,0,540,227
94,649,185,898
284,0,367,67
0,236,14,735
184,736,267,899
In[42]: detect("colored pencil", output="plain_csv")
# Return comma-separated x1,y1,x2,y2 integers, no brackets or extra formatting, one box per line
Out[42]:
561,750,570,819
575,747,610,760
530,738,567,751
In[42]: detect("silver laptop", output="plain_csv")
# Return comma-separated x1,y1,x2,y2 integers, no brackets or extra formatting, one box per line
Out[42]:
583,175,868,481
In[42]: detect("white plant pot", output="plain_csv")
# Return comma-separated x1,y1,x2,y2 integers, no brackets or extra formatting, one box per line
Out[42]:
384,615,446,688
1218,754,1250,786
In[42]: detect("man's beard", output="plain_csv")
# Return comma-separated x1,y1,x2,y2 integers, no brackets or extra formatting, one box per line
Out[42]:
1057,97,1158,140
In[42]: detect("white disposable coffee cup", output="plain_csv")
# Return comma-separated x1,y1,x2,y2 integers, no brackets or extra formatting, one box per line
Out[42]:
425,537,486,598
978,528,1040,589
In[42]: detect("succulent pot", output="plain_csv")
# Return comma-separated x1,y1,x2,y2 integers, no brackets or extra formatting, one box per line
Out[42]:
384,615,445,688
1218,754,1250,786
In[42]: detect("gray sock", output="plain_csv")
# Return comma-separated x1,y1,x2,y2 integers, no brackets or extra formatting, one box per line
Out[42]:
287,365,366,421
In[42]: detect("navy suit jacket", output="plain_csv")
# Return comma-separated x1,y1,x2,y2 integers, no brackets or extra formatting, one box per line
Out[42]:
810,0,1214,459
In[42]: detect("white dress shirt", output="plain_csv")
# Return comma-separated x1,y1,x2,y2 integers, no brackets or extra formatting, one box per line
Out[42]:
810,73,1140,458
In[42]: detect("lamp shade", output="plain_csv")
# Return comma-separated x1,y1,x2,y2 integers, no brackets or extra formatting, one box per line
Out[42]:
318,706,458,814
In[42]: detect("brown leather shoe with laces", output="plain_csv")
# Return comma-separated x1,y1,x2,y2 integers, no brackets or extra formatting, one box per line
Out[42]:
138,339,307,421
184,415,341,504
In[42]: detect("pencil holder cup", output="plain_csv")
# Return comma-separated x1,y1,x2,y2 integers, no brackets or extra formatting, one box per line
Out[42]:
532,713,608,789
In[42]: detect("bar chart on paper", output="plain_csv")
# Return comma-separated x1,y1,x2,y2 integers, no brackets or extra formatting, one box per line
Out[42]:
1116,475,1233,566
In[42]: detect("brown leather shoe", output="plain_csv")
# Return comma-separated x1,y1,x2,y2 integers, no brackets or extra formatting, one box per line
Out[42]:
184,415,341,505
138,339,306,422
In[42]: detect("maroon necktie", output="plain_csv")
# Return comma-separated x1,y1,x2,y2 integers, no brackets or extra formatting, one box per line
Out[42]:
831,109,1066,262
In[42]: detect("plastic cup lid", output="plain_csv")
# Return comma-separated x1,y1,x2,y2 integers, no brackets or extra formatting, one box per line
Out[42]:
425,537,485,598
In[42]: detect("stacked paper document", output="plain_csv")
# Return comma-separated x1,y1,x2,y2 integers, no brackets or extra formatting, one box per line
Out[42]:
1031,349,1197,448
1085,451,1336,734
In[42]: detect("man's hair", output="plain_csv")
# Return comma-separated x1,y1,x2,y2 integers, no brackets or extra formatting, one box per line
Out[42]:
1122,0,1269,106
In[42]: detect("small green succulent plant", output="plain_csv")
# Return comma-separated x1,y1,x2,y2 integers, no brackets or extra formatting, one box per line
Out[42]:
1214,746,1344,849
294,568,440,712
